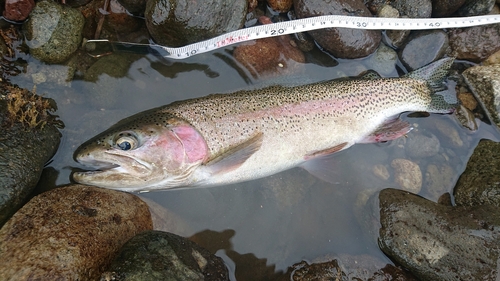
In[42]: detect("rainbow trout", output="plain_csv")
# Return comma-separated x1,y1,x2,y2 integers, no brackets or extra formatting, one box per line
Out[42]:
73,58,457,192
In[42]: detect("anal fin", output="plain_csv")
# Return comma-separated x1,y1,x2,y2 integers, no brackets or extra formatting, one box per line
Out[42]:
204,132,263,175
359,118,412,143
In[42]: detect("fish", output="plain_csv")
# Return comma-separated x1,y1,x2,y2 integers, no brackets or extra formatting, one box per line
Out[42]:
73,58,457,192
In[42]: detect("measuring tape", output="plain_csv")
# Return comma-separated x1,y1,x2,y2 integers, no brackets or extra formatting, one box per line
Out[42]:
86,14,500,60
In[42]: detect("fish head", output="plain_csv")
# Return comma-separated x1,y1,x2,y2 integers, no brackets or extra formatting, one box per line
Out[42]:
73,111,209,191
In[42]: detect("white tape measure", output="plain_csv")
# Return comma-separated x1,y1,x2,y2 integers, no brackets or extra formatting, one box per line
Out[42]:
86,14,500,60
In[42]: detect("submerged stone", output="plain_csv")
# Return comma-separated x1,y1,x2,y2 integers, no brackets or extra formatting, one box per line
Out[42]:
101,230,229,281
454,140,500,207
0,185,153,281
379,188,500,280
398,30,449,71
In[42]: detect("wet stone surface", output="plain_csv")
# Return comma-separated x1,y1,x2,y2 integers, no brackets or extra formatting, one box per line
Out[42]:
379,188,500,281
293,0,381,59
0,85,61,227
101,230,229,281
398,30,449,71
145,0,247,47
0,185,153,281
23,0,84,64
454,140,500,207
448,24,500,63
462,64,500,128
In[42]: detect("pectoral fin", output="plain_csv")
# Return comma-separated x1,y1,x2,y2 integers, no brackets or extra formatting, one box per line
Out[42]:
205,133,263,175
359,118,412,143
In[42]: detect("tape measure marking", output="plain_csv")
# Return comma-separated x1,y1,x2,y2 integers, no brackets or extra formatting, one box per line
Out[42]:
86,14,500,59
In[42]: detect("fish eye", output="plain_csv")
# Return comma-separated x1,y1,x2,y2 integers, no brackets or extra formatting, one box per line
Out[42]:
115,135,138,151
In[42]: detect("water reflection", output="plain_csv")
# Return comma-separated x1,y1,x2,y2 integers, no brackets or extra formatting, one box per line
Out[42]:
13,45,499,279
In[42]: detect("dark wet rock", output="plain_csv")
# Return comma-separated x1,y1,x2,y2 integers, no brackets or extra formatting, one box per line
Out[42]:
233,17,305,78
287,11,316,52
462,64,500,128
268,0,293,13
0,185,153,280
379,188,500,281
431,0,466,17
104,0,143,34
454,140,500,207
391,159,422,193
390,0,432,17
405,131,441,158
145,0,247,47
283,255,418,280
23,0,84,64
101,230,229,281
0,84,61,226
3,0,35,21
293,0,381,59
398,30,448,71
484,49,500,65
65,0,92,8
117,0,147,15
456,0,495,16
448,24,500,63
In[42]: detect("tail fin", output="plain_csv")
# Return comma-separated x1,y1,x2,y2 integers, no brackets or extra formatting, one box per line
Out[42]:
404,57,459,113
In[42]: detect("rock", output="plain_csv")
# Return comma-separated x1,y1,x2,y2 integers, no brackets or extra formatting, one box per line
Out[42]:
372,164,390,181
101,230,229,281
456,0,496,16
233,17,305,78
405,131,440,158
268,0,293,13
0,185,153,281
462,64,500,129
390,0,432,18
145,0,247,47
457,90,478,111
431,0,466,17
3,0,35,21
366,43,398,76
424,163,455,201
454,140,500,207
398,30,449,71
391,159,422,193
455,104,479,131
103,0,143,34
116,0,147,15
284,254,418,280
0,84,61,226
377,5,411,48
484,49,500,65
379,188,500,281
293,0,381,59
433,119,463,148
448,24,500,63
23,0,84,64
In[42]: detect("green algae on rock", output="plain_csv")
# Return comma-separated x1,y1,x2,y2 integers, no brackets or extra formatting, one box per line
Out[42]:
23,0,84,64
0,185,153,281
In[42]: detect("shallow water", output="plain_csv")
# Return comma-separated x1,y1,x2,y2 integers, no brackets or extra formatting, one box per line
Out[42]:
11,44,500,279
